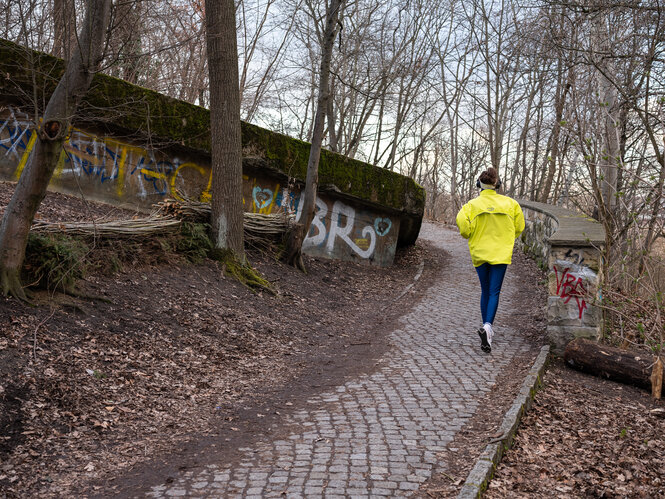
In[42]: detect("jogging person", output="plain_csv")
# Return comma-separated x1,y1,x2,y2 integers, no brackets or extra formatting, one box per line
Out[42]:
455,168,525,353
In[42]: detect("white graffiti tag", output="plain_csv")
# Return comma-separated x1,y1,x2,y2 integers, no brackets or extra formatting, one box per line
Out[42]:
302,197,329,249
326,200,376,258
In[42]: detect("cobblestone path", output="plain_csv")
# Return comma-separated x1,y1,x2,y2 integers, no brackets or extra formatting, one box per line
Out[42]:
150,223,535,498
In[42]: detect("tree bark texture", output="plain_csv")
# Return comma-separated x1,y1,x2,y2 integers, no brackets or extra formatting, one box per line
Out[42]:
539,57,571,203
652,357,663,399
286,0,344,270
0,0,112,299
53,0,76,59
592,11,620,222
205,0,245,259
564,338,656,391
109,0,145,84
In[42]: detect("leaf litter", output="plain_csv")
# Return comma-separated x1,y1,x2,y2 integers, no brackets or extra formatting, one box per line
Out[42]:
485,363,665,498
0,184,428,497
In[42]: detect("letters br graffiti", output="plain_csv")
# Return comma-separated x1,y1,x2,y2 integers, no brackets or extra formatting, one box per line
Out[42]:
243,180,395,262
554,266,588,319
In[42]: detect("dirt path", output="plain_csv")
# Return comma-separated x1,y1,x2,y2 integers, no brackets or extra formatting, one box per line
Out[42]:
117,223,547,498
0,189,549,498
0,182,433,498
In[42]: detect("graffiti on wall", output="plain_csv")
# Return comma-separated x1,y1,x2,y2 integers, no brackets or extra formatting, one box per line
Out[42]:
0,106,396,264
0,107,212,202
243,179,394,261
553,262,596,319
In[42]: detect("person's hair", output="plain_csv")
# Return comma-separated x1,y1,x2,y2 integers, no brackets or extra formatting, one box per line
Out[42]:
479,168,498,186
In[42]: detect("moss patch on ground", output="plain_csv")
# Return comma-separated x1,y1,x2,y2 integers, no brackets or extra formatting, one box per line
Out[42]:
208,247,274,294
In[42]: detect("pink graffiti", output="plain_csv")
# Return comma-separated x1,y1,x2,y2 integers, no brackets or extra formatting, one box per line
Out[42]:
555,267,588,319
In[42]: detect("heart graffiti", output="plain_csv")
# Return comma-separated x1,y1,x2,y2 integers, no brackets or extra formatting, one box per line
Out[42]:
374,217,392,237
252,186,274,210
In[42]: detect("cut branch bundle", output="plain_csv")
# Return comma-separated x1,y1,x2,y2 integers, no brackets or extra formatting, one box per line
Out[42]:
30,199,294,247
243,212,293,244
31,217,182,238
153,199,210,222
154,199,294,245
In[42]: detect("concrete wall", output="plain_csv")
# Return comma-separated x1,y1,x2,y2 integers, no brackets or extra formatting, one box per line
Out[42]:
0,106,401,266
0,38,424,266
242,168,399,266
518,200,606,354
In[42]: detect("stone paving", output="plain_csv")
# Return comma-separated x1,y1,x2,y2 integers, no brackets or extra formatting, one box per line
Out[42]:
149,223,535,498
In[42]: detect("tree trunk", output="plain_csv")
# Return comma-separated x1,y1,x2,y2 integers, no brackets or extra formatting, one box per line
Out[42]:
205,0,245,260
564,338,656,391
326,83,339,153
539,58,570,203
109,0,145,84
558,150,579,207
592,10,620,228
53,0,76,59
0,0,112,300
285,0,344,271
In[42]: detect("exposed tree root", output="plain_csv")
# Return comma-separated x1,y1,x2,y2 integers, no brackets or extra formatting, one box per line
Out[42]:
62,287,113,303
210,248,277,295
0,268,30,303
60,302,89,315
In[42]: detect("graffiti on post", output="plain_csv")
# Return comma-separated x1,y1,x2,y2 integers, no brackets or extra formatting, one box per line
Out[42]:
564,248,586,266
554,265,590,319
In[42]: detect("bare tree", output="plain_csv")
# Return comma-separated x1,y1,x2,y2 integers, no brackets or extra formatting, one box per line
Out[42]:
53,0,76,59
107,0,147,84
205,0,245,258
0,0,113,299
529,5,574,203
285,0,345,270
237,0,298,121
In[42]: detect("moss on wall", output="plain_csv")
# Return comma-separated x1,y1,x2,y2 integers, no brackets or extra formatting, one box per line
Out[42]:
0,39,212,153
0,38,425,244
241,122,425,216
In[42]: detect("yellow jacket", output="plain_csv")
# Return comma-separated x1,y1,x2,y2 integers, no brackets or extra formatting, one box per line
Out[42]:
456,189,525,267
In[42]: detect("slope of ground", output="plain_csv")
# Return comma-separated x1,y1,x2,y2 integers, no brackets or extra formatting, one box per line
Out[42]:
486,363,665,498
0,183,428,497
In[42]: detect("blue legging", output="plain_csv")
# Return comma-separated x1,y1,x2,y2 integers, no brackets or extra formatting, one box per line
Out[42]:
474,263,508,325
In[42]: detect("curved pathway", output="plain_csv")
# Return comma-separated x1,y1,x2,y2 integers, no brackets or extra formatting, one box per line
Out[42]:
149,223,535,498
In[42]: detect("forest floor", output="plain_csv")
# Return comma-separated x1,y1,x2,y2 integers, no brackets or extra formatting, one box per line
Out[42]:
0,182,664,498
0,183,434,497
484,363,665,499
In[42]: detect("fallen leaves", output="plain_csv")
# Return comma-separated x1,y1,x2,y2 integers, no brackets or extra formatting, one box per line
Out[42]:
485,364,665,498
0,203,426,498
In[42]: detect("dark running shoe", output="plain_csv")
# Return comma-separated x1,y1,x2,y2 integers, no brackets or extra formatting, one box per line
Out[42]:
478,327,491,353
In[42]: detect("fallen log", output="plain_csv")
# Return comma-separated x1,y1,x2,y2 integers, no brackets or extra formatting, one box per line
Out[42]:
564,338,657,391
